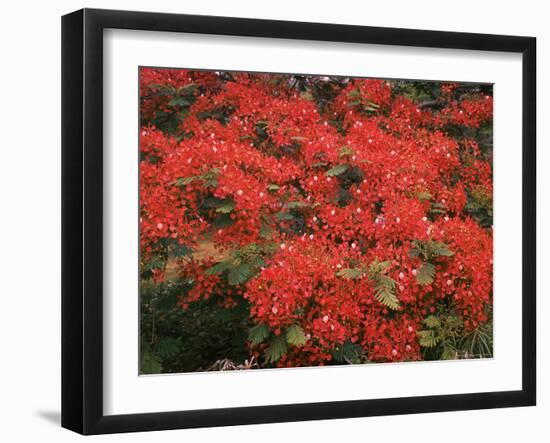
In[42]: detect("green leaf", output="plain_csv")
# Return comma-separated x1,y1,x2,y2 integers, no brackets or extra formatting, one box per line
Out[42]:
417,191,432,201
339,145,354,158
250,255,266,268
204,196,223,207
369,259,392,273
172,176,196,186
204,196,234,211
267,184,280,191
205,261,232,276
202,178,218,188
264,335,288,364
364,258,400,310
374,275,400,310
168,96,192,107
332,341,363,364
417,330,439,348
286,201,307,209
248,324,270,345
441,346,458,360
416,262,435,285
276,211,296,221
409,240,426,259
365,100,380,109
209,167,221,174
325,164,349,177
286,324,307,347
430,241,455,257
460,321,493,358
423,315,441,329
146,83,175,93
215,201,235,213
312,162,328,168
363,105,379,113
176,82,198,93
227,263,254,286
196,111,212,120
409,240,453,262
336,268,365,279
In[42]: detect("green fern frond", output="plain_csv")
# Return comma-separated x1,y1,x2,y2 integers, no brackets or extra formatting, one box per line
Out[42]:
417,330,439,348
423,315,441,329
416,262,435,285
325,164,349,177
286,324,307,347
248,324,270,346
264,335,288,364
336,268,365,279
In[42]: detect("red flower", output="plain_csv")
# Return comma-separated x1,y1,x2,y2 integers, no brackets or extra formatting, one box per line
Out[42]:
139,68,493,366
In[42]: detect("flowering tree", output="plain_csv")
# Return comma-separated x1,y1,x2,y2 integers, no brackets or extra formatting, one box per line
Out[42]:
139,68,493,373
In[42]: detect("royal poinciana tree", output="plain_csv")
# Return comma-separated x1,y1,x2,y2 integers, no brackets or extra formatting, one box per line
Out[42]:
139,68,493,373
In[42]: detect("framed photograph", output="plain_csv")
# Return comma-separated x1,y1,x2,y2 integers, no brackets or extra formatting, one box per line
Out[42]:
62,8,536,435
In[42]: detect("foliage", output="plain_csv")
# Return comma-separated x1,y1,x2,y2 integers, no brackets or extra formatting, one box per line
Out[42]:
139,68,493,372
140,281,251,374
265,335,289,364
416,305,493,360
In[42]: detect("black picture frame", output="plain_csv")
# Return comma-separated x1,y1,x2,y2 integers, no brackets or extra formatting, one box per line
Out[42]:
62,8,536,435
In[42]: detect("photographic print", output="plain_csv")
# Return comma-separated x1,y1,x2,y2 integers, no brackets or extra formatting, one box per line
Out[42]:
139,67,493,374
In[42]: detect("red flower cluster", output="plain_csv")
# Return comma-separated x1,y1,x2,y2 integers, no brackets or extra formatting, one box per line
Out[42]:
140,68,493,366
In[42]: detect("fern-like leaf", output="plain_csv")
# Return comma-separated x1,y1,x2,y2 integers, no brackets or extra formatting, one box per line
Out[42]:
276,211,295,220
416,262,435,285
339,146,354,158
332,341,363,364
374,275,399,310
417,330,439,348
286,324,307,347
423,315,441,329
336,268,365,279
441,346,458,360
215,201,235,213
172,176,196,186
227,263,254,286
325,164,349,177
430,241,454,257
248,324,270,346
417,191,432,201
264,335,288,364
461,322,493,358
205,260,232,275
286,201,307,209
369,259,392,273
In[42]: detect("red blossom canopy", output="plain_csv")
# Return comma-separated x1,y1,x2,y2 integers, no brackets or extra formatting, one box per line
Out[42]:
140,68,493,367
